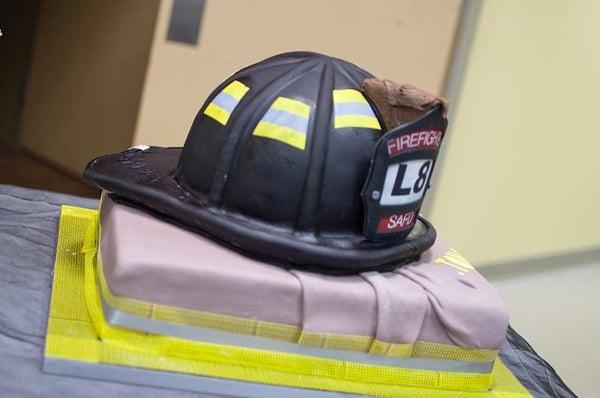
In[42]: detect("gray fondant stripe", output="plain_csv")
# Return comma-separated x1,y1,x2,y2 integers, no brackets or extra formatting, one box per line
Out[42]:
334,102,377,117
212,91,241,112
100,296,495,374
261,108,309,133
43,358,358,398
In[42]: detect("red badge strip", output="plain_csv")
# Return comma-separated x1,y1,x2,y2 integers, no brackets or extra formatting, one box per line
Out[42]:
376,210,417,233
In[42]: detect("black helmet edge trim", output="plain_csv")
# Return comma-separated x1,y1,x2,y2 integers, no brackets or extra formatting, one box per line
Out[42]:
84,148,436,274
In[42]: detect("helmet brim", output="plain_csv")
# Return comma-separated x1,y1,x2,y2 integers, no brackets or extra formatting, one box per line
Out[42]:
84,147,436,274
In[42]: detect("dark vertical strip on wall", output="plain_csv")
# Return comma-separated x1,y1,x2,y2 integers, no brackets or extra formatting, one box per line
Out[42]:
167,0,206,46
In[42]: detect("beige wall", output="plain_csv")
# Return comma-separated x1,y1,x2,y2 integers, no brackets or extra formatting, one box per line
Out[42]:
20,0,159,175
133,0,461,146
428,0,600,265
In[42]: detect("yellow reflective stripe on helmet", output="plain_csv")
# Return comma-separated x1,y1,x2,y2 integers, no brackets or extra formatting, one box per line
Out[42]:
271,97,311,119
203,80,249,125
45,206,532,398
203,103,231,126
333,89,369,104
253,121,307,150
333,89,381,130
252,97,311,150
221,80,250,100
335,114,381,129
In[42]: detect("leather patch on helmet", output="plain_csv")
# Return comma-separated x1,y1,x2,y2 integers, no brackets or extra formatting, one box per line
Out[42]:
361,78,448,130
361,105,447,241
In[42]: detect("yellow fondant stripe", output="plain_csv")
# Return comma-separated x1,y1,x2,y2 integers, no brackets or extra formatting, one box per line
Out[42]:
252,121,307,150
203,102,231,126
203,80,249,125
333,89,369,104
333,89,381,130
334,114,382,129
221,80,250,100
271,97,311,119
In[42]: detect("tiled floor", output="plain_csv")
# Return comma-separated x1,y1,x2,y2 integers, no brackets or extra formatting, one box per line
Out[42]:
0,146,100,198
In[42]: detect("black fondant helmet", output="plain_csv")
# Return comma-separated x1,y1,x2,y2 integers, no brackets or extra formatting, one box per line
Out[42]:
85,51,447,274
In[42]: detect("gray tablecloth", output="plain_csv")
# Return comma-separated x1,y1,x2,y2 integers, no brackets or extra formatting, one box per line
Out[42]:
0,185,205,397
0,184,576,397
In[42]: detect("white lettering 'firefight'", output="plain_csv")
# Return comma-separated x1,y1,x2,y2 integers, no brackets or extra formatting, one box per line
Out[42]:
387,129,443,157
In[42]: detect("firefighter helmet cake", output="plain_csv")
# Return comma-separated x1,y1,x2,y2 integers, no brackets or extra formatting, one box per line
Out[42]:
42,52,529,397
84,51,448,273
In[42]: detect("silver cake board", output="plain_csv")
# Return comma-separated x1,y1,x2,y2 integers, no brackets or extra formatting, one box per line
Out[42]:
43,357,363,398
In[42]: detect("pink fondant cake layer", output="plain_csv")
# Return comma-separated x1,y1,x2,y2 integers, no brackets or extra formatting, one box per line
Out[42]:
99,195,509,350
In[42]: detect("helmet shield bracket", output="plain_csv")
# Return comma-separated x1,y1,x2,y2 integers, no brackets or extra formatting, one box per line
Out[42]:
361,105,447,241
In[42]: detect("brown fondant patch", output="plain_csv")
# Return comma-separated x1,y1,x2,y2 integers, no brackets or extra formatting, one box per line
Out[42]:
361,79,448,130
